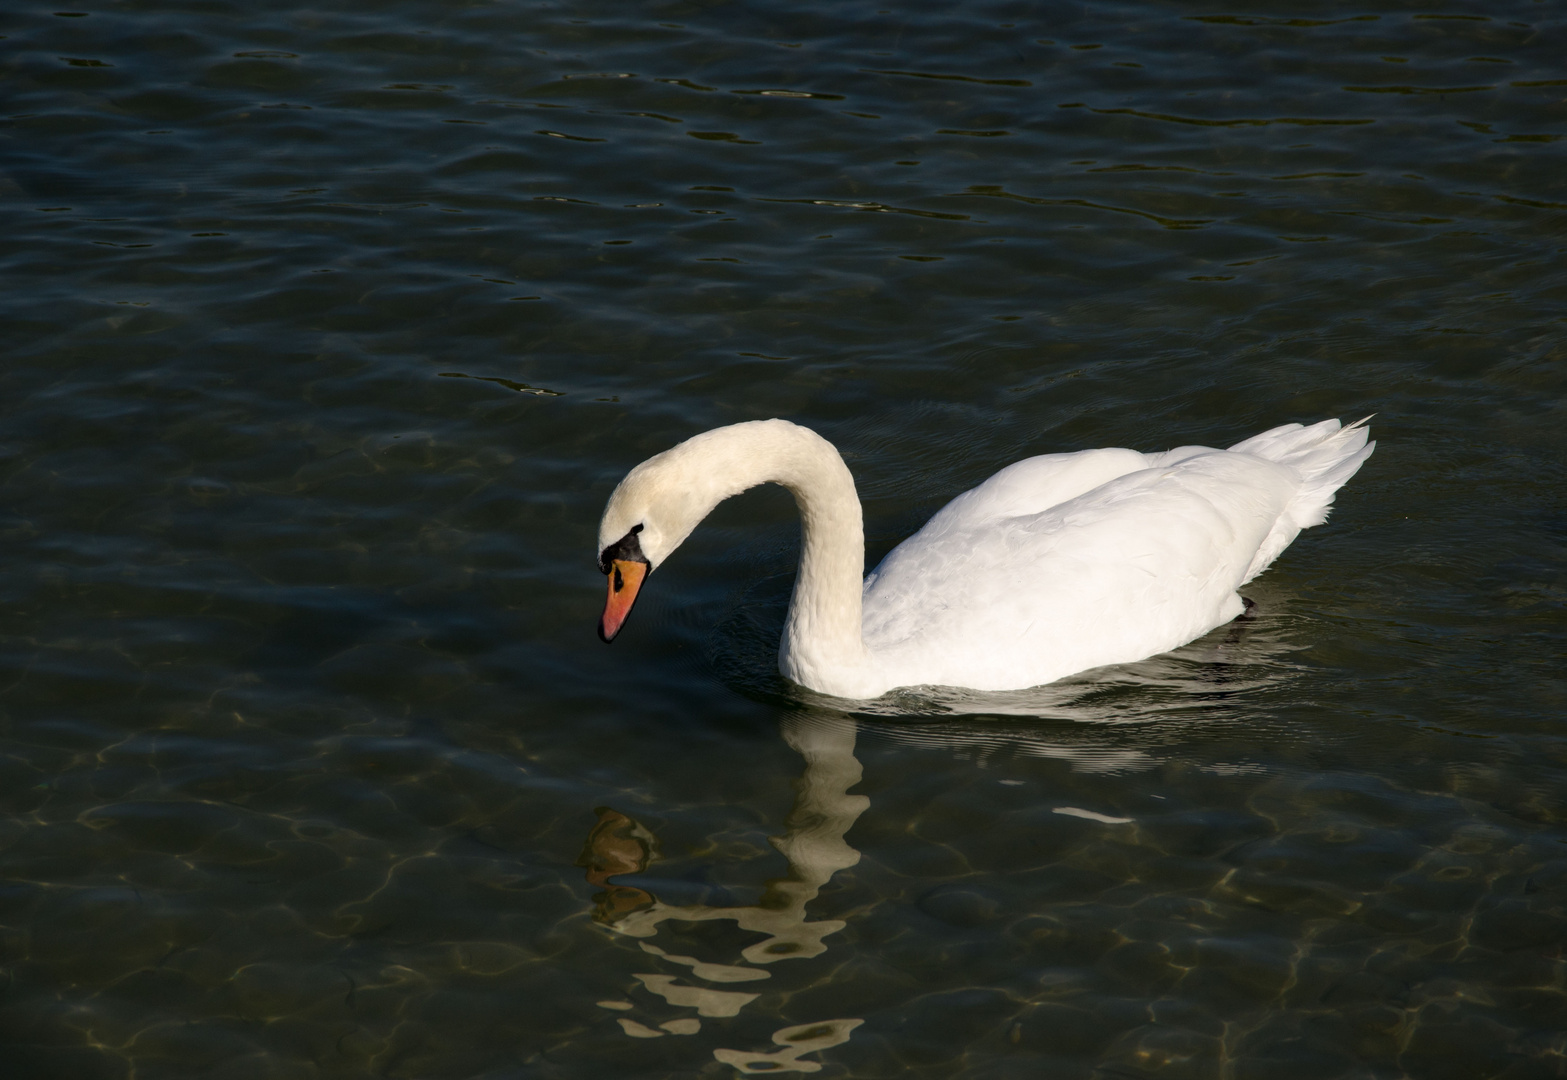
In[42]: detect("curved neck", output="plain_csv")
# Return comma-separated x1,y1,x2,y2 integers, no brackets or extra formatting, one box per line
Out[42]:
768,433,868,690
605,420,873,695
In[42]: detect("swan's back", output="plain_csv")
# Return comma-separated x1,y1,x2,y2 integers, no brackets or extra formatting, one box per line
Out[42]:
860,419,1373,692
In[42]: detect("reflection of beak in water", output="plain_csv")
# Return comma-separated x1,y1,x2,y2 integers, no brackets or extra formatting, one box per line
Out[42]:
580,715,867,1074
577,808,660,924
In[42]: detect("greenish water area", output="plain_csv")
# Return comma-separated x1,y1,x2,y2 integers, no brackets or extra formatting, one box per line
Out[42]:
3,0,1566,1076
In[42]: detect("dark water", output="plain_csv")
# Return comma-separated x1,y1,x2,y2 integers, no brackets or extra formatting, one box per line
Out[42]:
3,0,1565,1076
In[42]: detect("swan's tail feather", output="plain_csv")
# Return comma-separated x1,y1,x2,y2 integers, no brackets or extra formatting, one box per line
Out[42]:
1230,416,1375,583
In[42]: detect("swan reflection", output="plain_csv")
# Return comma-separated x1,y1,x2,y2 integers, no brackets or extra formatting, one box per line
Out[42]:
578,715,867,1074
577,600,1306,1070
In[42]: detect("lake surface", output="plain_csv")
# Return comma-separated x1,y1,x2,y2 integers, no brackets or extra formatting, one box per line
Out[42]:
3,0,1565,1076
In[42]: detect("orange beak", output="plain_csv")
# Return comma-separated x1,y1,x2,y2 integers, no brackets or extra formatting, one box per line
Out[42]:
599,558,648,642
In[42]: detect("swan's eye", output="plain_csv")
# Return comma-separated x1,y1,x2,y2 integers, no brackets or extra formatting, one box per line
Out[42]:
598,527,649,576
613,566,624,592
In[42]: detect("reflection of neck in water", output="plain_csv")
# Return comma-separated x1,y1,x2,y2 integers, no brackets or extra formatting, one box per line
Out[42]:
579,715,867,1073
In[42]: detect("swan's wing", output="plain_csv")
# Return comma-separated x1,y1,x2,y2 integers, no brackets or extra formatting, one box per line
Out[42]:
1142,444,1219,468
861,451,1299,690
890,446,1153,541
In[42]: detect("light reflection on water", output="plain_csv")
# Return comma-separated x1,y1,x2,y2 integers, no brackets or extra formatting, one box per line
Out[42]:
572,581,1566,1077
567,662,1566,1077
582,716,867,1074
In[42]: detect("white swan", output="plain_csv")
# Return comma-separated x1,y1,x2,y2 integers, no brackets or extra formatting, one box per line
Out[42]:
596,418,1374,699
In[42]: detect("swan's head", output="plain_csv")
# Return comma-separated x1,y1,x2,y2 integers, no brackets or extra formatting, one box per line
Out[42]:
595,426,760,642
596,420,820,642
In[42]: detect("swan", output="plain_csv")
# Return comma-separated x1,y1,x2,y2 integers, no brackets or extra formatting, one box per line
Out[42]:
596,417,1374,699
